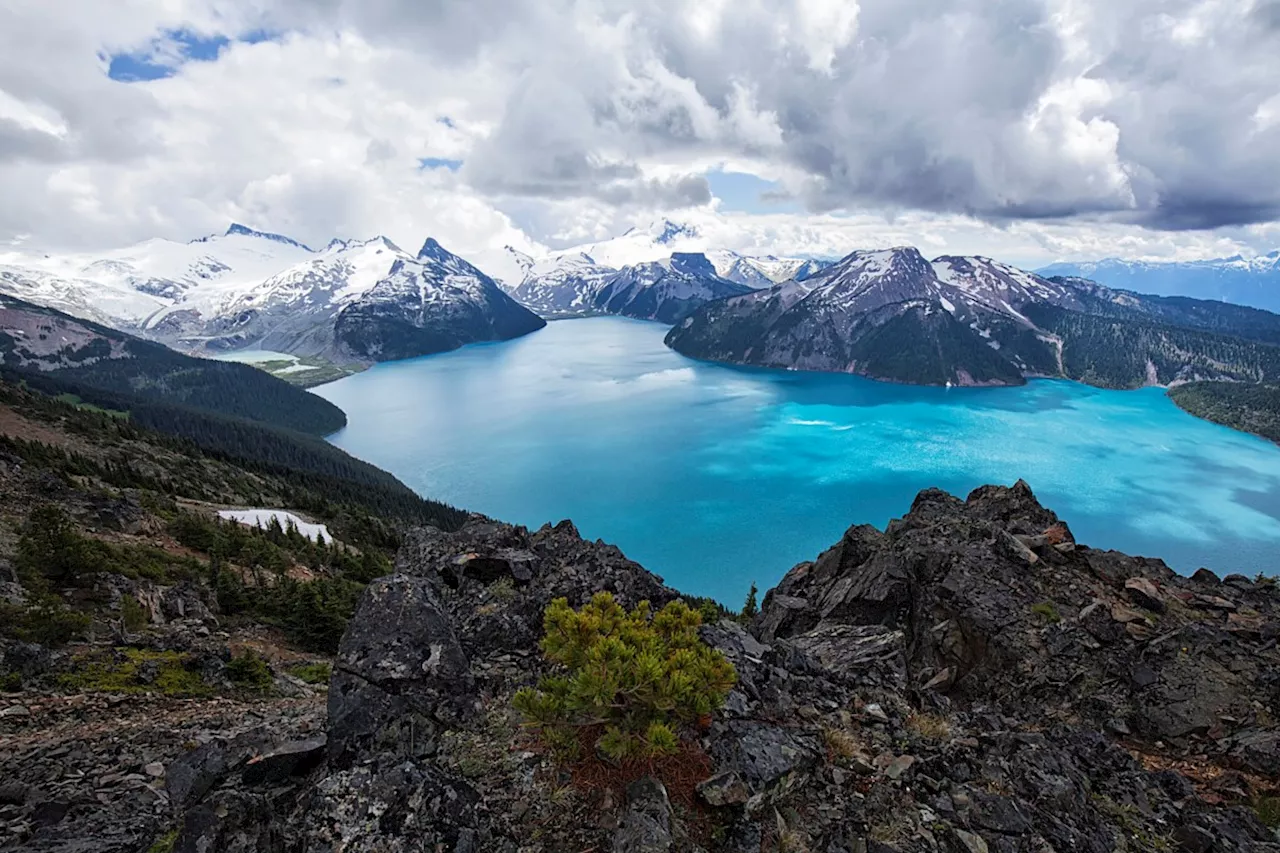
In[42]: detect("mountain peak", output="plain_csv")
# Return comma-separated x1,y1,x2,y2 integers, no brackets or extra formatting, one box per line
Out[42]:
417,237,454,262
326,236,404,254
654,219,699,244
223,223,313,251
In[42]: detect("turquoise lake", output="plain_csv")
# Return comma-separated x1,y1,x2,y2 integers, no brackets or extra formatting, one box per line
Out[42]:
314,316,1280,604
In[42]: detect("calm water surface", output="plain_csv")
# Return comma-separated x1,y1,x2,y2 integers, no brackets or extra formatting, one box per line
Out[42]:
315,317,1280,603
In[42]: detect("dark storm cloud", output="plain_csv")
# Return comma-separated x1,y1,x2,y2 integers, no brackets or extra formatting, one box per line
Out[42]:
339,0,1279,231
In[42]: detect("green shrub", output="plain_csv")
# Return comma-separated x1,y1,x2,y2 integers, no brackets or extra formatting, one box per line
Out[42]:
0,595,91,647
0,671,22,692
1255,794,1280,828
513,593,736,762
121,595,149,632
226,650,273,693
16,505,103,588
289,661,332,684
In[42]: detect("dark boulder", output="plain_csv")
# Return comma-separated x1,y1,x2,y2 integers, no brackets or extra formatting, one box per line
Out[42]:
327,574,474,763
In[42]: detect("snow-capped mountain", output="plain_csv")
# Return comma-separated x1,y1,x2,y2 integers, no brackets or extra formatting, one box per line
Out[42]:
567,219,707,269
152,235,415,354
591,253,755,324
668,246,1280,388
704,250,831,288
500,219,828,320
1037,251,1280,313
666,248,1095,385
504,253,619,317
0,225,545,364
334,238,545,361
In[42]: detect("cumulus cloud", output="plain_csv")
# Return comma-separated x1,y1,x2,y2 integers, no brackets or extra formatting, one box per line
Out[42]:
1,0,1279,258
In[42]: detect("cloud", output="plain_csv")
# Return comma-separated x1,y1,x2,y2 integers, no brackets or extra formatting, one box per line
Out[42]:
1,0,1280,260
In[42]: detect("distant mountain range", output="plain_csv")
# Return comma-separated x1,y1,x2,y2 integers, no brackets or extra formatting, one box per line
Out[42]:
0,226,543,367
1037,251,1280,313
667,247,1280,389
499,219,831,321
8,219,1280,406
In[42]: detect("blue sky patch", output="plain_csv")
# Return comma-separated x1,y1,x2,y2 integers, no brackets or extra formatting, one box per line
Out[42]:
419,157,463,171
106,28,282,82
706,169,802,214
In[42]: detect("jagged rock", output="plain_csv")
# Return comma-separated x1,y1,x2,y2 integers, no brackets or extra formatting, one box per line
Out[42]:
159,581,217,623
2,640,49,684
1172,824,1214,853
296,760,488,852
29,482,1274,853
1229,729,1280,776
710,721,820,789
175,789,275,853
952,828,989,853
1125,577,1165,612
240,736,326,785
327,574,474,762
696,771,750,807
782,624,907,689
167,729,279,810
612,777,673,853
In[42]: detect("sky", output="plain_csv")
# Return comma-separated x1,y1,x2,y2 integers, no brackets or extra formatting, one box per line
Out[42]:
3,0,1280,268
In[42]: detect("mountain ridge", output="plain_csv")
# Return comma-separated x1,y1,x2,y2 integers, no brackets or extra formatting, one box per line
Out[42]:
1038,251,1280,313
667,245,1280,390
0,228,545,369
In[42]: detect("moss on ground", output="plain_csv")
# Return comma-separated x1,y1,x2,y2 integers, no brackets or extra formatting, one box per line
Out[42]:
58,648,212,697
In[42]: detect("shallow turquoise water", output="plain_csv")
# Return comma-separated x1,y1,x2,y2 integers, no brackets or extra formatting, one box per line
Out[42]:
314,317,1280,604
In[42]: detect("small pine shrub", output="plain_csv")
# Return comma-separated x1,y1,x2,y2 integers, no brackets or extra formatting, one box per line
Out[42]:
121,595,149,633
513,593,736,762
226,650,274,693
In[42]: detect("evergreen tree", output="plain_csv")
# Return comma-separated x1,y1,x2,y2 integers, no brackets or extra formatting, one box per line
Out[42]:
741,582,759,620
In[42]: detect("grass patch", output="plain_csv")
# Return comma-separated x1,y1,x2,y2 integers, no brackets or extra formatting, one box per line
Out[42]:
145,828,178,853
822,726,860,762
1031,601,1061,624
58,648,212,697
289,661,332,685
1254,794,1280,828
905,712,951,741
53,393,128,419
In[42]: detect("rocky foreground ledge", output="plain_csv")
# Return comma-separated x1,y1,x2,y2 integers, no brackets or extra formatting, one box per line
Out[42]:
8,483,1280,852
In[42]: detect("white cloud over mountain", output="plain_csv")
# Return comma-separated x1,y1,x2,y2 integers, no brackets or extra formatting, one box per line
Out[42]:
2,0,1280,265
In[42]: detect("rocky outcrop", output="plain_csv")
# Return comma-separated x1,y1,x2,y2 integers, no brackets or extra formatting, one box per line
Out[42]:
41,488,1280,852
